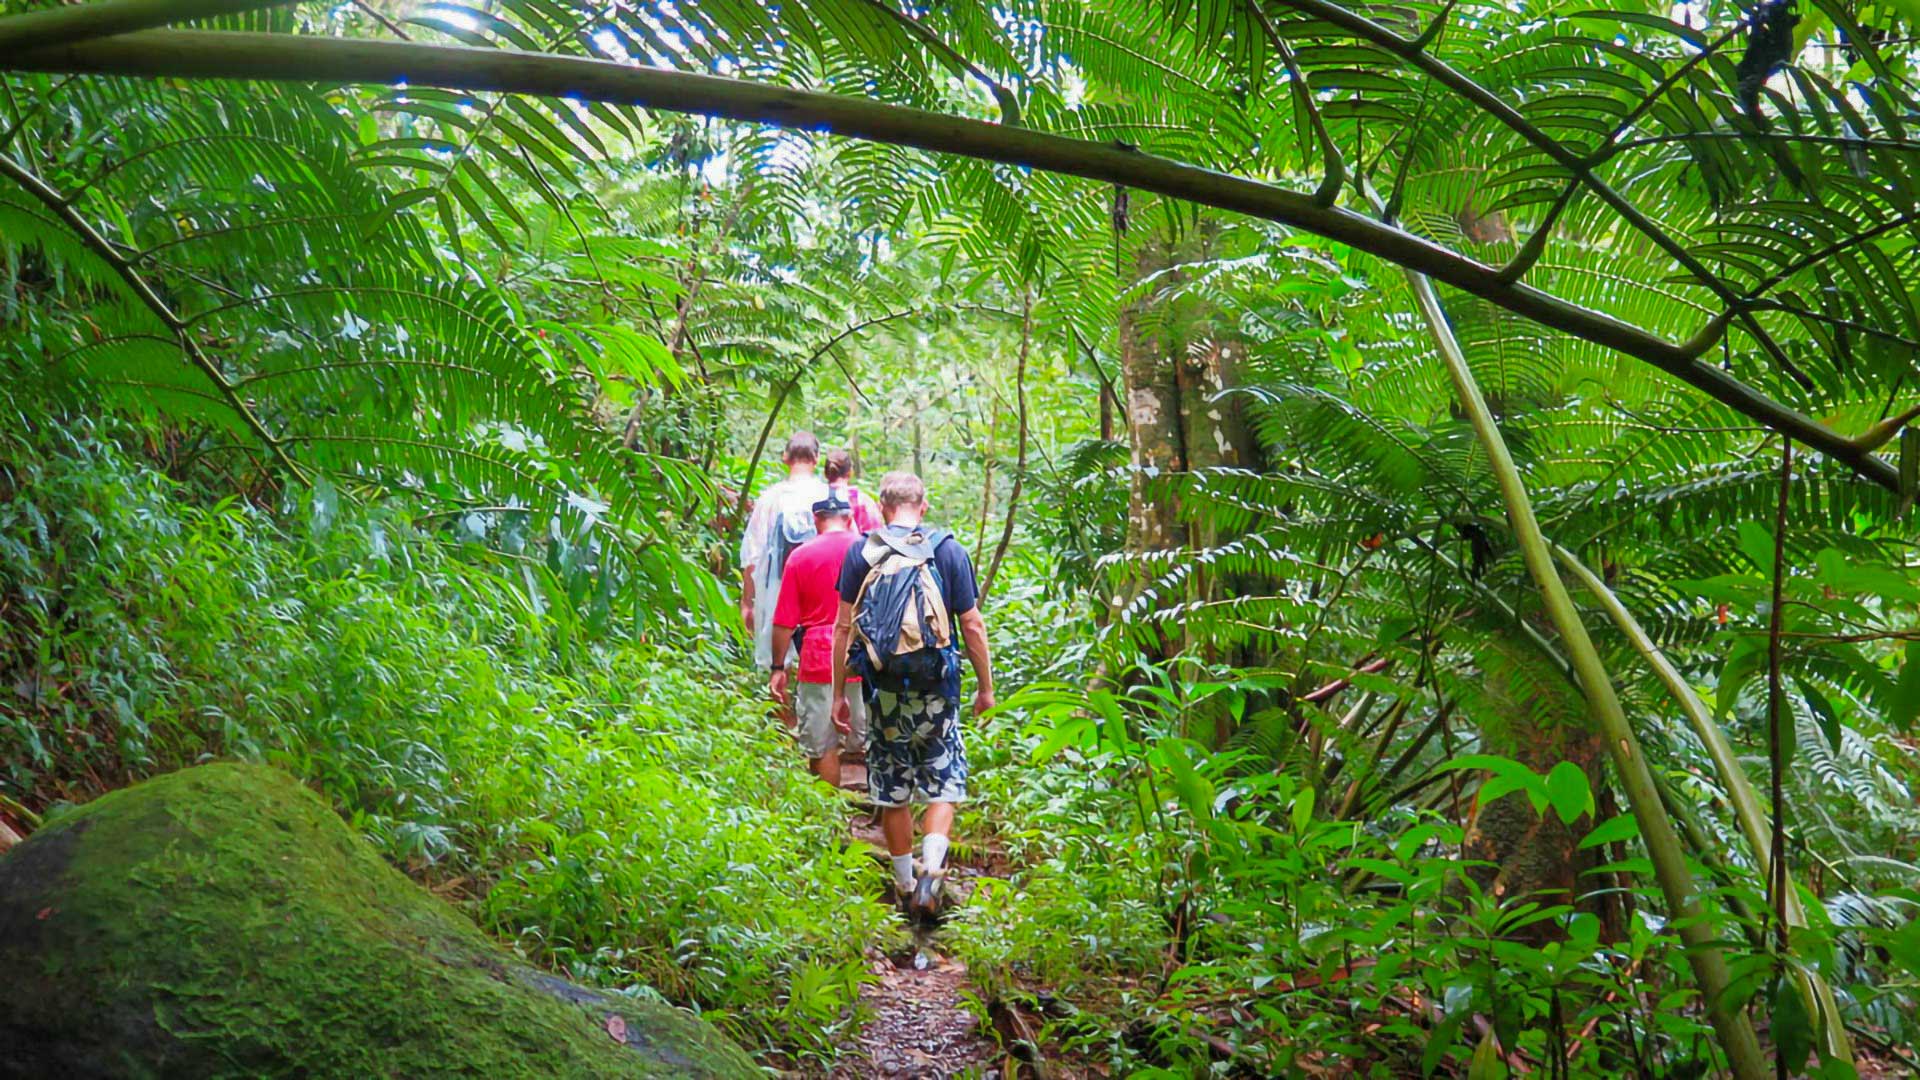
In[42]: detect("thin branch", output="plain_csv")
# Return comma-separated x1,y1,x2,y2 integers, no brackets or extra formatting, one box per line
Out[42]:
1765,438,1793,979
349,0,412,41
846,0,1019,127
5,28,1898,489
1242,0,1343,206
1748,297,1920,351
1614,129,1920,156
1749,207,1920,299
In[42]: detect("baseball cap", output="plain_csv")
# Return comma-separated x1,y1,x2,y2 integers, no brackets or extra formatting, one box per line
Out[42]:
811,494,852,516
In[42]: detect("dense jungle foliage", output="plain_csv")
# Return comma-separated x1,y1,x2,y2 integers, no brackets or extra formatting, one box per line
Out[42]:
4,0,1920,1075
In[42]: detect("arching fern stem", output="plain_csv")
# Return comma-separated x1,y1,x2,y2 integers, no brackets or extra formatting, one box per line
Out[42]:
1553,543,1849,1062
1381,190,1769,1078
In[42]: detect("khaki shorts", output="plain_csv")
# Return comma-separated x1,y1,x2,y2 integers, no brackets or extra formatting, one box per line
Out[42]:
795,680,867,759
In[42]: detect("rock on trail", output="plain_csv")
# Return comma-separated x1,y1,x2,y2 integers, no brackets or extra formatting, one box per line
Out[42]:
0,763,757,1079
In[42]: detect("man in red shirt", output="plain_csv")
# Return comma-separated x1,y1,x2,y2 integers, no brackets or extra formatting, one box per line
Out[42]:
770,494,868,787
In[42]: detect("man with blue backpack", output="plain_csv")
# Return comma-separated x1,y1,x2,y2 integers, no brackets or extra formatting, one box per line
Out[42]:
830,471,995,921
739,432,829,671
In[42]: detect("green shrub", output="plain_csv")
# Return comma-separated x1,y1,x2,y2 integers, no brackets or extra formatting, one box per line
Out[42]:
0,408,879,1062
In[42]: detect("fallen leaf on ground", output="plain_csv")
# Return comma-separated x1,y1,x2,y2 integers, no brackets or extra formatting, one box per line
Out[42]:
605,1014,627,1043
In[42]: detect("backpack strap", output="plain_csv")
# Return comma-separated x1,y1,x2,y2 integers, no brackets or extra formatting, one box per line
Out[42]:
869,527,937,563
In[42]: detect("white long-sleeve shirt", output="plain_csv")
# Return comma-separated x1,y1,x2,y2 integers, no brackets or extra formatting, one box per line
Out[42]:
739,475,829,668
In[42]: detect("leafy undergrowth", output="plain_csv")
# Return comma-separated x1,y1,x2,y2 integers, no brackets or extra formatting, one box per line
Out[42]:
942,584,1920,1077
0,409,882,1066
949,681,1920,1079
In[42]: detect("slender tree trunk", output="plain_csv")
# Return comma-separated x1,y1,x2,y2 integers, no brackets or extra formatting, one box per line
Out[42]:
912,405,924,476
1458,634,1608,927
733,375,797,525
1099,372,1116,441
847,382,861,461
975,402,1000,556
983,288,1030,602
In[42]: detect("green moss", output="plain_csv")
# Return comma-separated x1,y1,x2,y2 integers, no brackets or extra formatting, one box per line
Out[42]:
0,763,757,1078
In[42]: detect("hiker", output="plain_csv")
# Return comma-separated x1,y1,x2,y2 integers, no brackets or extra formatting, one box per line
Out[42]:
823,449,883,533
830,471,994,920
739,432,830,670
769,493,869,787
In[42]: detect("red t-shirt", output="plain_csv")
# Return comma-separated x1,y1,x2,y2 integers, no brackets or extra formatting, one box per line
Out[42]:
772,528,864,683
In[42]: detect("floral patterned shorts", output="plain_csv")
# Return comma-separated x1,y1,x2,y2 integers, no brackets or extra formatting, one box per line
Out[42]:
861,657,968,806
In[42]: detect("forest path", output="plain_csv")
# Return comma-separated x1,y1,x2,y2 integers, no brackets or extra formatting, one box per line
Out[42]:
825,762,1013,1080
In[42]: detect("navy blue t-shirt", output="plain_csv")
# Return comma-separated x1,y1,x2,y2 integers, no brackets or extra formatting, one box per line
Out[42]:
837,525,979,617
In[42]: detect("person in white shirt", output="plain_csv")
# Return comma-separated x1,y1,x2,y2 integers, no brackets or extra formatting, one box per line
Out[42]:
739,432,830,669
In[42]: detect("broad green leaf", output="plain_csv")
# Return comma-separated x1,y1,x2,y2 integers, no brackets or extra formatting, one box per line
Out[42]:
1736,521,1776,577
1466,1029,1507,1080
1814,547,1920,602
1892,642,1920,732
1290,786,1315,834
1717,634,1769,720
1794,676,1842,751
1771,974,1814,1075
1544,761,1593,825
1578,812,1639,850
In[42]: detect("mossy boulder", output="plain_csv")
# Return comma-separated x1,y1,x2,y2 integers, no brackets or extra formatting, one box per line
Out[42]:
0,763,758,1079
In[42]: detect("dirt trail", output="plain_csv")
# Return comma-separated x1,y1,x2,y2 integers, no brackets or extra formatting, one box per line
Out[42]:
828,762,1005,1079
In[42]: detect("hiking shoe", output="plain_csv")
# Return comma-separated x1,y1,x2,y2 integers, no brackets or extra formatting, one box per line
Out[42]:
909,867,945,923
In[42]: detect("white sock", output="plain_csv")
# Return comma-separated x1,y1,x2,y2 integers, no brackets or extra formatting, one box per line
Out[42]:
922,833,950,875
891,853,916,891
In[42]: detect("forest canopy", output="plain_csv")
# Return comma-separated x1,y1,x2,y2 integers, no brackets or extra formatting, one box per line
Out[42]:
3,0,1920,1074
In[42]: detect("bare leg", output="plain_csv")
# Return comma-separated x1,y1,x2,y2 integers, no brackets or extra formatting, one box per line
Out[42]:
920,801,955,840
810,748,841,788
880,805,915,856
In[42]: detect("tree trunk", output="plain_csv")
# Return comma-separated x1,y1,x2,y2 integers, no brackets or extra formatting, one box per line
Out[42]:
1117,217,1263,679
1457,634,1610,937
1120,235,1186,558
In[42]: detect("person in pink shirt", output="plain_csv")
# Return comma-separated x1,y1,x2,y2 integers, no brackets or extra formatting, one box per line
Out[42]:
824,449,883,533
769,493,869,787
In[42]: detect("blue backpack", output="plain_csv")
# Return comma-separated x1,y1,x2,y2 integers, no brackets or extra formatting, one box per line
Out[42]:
766,502,817,583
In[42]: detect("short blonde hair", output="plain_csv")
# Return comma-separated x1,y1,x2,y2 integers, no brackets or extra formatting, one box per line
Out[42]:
877,471,926,512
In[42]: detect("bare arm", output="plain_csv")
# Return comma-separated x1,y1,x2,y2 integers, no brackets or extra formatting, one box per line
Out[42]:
740,568,756,627
767,623,794,718
957,607,993,711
